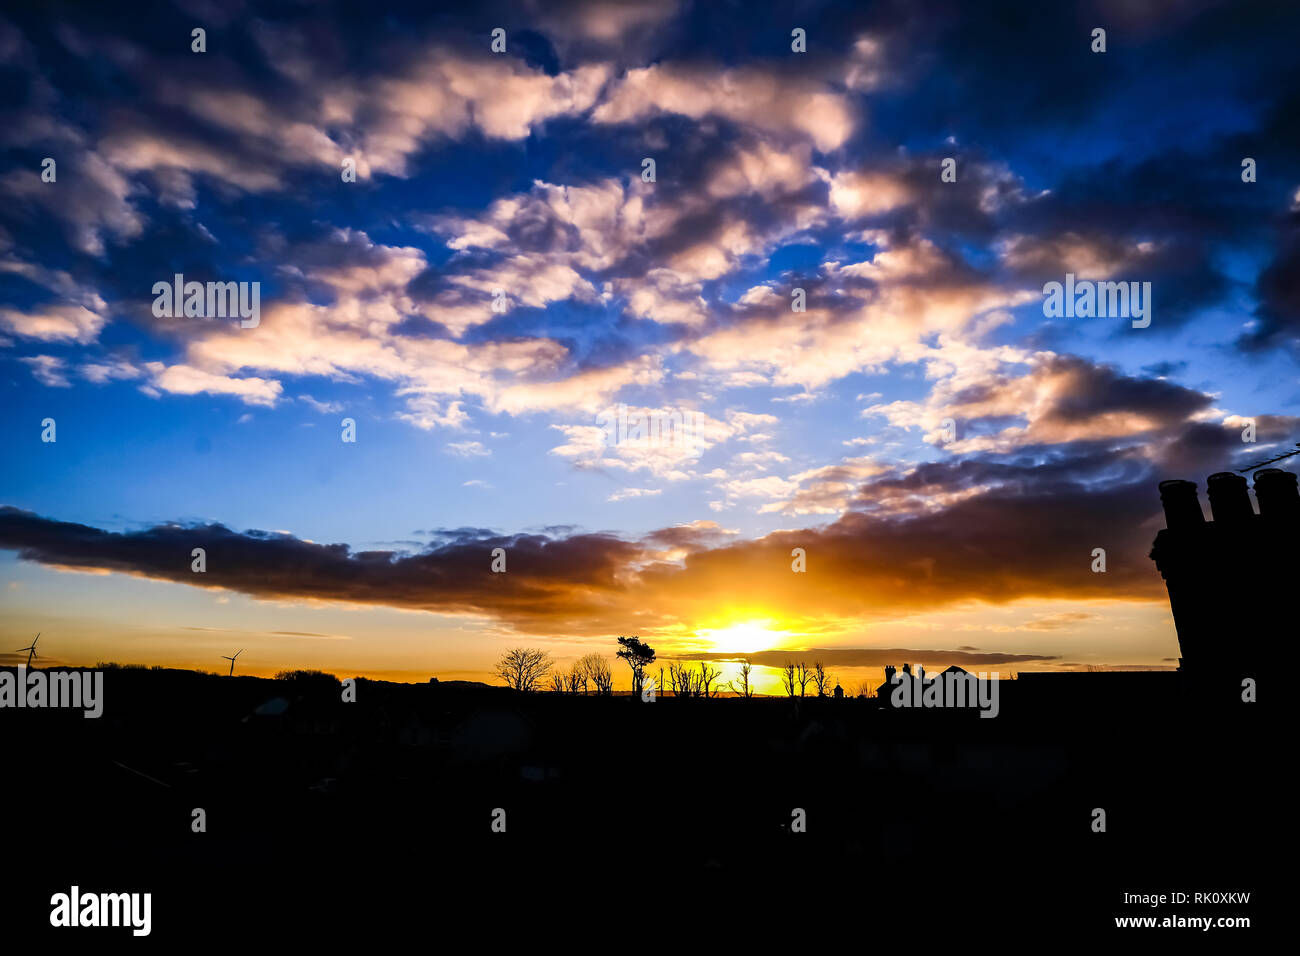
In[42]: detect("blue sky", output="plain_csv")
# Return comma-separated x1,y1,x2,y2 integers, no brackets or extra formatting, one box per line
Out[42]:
2,0,1298,687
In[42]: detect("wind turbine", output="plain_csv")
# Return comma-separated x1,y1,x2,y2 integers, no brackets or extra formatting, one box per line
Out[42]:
222,649,243,677
16,633,39,668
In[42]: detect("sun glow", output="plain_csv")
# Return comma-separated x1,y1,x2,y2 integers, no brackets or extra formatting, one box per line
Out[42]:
697,619,786,654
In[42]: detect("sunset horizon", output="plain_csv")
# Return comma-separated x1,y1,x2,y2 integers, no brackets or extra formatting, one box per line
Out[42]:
4,0,1296,698
0,0,1287,937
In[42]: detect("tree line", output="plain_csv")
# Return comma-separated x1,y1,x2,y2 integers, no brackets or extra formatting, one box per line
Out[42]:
494,638,844,698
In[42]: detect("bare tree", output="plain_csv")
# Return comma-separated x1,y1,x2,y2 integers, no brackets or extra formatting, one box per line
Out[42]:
698,661,722,698
496,648,553,692
812,661,831,697
669,660,696,697
579,653,614,695
781,661,798,698
548,671,567,693
730,661,755,698
566,662,589,695
795,661,812,697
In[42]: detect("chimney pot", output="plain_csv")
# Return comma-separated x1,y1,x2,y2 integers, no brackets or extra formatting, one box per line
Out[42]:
1158,479,1205,529
1253,468,1300,523
1206,472,1254,525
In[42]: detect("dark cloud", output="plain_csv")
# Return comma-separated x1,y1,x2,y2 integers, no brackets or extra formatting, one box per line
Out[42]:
0,506,642,631
1240,215,1300,356
1020,611,1097,631
642,521,736,551
1035,355,1210,428
677,647,1057,668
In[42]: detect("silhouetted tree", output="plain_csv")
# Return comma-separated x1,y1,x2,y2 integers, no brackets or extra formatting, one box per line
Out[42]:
668,660,695,697
566,663,588,695
495,647,552,692
548,671,567,693
579,653,613,695
616,635,656,694
795,661,812,697
730,661,754,698
781,662,798,697
812,661,830,697
698,661,722,698
274,669,342,689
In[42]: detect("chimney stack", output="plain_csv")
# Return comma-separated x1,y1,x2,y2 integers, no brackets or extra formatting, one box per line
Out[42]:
1206,472,1254,525
1152,470,1297,704
1158,479,1204,529
1253,468,1300,524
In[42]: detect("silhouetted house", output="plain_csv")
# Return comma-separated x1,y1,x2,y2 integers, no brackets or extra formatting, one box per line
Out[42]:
876,663,962,699
876,664,997,714
1149,469,1297,700
877,663,902,700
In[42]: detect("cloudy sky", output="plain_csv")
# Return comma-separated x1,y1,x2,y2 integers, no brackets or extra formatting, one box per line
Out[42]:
2,0,1298,690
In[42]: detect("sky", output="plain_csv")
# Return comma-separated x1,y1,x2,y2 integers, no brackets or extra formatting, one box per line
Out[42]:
2,0,1298,693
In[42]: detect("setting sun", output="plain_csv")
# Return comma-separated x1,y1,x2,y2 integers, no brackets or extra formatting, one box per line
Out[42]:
697,619,787,654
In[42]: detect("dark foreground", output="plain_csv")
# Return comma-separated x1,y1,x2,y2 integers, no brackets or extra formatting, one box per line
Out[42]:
3,667,1271,941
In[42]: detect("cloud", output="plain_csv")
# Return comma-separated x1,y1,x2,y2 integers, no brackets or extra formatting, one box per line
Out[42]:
607,487,662,502
298,395,343,415
593,63,856,151
676,647,1057,668
1018,611,1099,631
863,352,1216,453
79,358,144,383
142,362,283,407
0,506,645,634
532,0,680,45
1240,216,1300,356
0,305,106,343
21,355,71,387
4,151,145,256
446,440,490,458
686,236,1028,390
549,405,774,478
755,457,890,515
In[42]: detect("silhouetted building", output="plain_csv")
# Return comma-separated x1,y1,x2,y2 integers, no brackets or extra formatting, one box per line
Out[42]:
1149,468,1298,700
875,664,998,715
879,664,900,698
877,663,975,699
